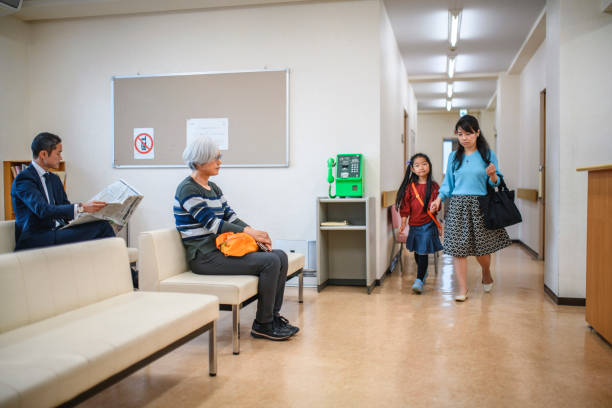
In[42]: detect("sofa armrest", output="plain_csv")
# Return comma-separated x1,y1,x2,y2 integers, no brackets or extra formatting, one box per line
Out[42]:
139,228,189,291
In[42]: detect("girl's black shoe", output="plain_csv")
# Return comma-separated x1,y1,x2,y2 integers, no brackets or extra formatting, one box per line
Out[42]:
251,320,292,341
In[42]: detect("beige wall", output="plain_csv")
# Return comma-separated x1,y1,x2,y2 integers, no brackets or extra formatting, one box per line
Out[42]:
1,1,383,250
496,73,521,240
555,0,612,298
517,42,546,253
542,0,611,298
378,1,417,278
415,112,457,184
545,0,561,294
0,16,30,219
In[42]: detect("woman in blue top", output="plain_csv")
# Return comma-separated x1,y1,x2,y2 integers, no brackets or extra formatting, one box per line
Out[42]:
430,115,511,301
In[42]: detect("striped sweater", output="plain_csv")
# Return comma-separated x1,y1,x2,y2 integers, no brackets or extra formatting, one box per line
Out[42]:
174,177,248,261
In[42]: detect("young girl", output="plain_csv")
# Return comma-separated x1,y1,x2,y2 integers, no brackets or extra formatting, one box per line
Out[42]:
395,153,442,294
430,115,511,302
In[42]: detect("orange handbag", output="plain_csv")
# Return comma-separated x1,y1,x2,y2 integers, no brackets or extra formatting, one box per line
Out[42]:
215,232,259,257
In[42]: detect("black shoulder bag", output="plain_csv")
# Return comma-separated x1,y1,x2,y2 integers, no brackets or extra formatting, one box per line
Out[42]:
477,174,522,230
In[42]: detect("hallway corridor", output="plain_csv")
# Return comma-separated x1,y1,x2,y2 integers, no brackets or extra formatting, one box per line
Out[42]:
81,244,612,407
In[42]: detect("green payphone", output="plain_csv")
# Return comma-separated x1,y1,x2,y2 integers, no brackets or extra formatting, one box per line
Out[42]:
327,154,363,198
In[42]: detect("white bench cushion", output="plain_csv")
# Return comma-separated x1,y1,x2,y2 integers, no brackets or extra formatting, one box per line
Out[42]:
0,291,218,408
140,228,305,306
158,253,304,304
287,252,305,275
160,274,258,305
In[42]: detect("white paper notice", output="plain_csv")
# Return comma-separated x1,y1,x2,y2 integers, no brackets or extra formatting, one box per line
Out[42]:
133,128,154,159
186,118,229,150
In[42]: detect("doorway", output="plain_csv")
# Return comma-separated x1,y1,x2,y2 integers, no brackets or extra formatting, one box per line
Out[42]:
403,110,408,173
539,89,546,260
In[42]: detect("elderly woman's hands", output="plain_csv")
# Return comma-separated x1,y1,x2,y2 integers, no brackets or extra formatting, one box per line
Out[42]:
244,226,272,250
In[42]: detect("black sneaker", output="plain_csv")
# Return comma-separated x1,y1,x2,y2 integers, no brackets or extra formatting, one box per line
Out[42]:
251,320,292,341
273,315,299,336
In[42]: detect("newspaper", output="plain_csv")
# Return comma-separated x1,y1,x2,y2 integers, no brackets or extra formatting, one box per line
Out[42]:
61,180,143,230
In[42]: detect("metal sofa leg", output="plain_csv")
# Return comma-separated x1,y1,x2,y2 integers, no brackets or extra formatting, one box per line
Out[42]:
209,320,217,376
232,305,240,355
299,269,304,303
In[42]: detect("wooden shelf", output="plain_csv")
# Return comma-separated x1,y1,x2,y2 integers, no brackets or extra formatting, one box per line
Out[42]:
3,160,66,220
319,225,366,231
317,197,376,294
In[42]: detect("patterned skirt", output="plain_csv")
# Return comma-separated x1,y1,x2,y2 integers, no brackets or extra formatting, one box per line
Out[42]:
443,195,511,257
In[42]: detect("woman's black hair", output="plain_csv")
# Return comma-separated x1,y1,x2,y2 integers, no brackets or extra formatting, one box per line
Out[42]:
453,114,490,170
395,153,434,212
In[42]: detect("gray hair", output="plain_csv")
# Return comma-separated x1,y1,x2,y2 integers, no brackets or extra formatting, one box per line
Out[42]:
182,136,218,170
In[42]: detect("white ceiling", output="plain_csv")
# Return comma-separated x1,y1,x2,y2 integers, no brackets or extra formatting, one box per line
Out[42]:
384,0,545,111
16,0,545,112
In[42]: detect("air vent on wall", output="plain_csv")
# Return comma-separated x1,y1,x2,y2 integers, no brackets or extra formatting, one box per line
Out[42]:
0,0,22,16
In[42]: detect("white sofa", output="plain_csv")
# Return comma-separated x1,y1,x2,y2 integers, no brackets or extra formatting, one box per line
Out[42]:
139,228,304,355
0,220,139,264
0,221,15,255
0,237,218,408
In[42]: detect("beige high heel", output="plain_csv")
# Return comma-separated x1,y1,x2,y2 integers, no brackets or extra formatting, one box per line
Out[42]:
455,292,468,302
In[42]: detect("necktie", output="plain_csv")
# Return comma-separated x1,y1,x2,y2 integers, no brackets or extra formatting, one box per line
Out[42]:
43,173,55,205
44,172,67,227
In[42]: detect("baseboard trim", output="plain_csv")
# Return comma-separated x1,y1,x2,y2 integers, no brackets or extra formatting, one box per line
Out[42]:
544,284,586,306
511,239,539,259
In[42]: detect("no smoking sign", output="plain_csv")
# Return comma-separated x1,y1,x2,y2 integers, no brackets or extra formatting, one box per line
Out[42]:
133,128,154,159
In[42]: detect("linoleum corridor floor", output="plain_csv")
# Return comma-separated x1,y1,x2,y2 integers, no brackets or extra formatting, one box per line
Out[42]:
81,244,612,407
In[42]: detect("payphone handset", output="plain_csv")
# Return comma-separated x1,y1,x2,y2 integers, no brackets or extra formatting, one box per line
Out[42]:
327,154,364,199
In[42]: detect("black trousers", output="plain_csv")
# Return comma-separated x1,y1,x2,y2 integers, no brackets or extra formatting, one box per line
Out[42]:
189,249,288,324
16,220,115,250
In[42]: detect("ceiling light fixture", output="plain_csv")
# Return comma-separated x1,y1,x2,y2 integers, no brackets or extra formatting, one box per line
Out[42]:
446,100,452,112
447,83,453,98
448,9,462,50
447,55,456,79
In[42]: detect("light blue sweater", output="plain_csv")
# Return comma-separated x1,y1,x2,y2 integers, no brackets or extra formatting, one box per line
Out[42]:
438,149,502,202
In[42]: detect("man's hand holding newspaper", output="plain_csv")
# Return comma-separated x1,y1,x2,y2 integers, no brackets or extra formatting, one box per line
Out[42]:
61,180,143,231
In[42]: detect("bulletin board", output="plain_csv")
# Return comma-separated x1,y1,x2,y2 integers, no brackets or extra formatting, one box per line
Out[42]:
112,69,289,168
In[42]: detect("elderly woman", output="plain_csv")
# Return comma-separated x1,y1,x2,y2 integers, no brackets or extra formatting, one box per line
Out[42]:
174,136,298,341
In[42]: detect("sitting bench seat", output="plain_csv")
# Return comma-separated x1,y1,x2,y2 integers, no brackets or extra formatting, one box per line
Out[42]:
0,238,218,408
139,228,305,355
0,219,139,263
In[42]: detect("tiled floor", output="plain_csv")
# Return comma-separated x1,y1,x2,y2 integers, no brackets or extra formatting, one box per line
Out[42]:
80,245,612,407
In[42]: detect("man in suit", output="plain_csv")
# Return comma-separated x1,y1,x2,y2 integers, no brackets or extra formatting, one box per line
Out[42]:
11,132,115,251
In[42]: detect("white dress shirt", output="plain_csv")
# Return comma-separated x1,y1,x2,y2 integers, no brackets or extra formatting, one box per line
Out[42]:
31,161,78,223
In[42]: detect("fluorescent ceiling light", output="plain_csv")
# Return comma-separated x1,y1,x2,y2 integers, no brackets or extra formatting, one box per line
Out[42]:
447,56,456,79
447,83,453,98
448,9,462,50
446,100,452,111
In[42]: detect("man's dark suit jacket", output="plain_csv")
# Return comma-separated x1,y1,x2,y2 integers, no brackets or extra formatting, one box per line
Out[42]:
11,164,74,249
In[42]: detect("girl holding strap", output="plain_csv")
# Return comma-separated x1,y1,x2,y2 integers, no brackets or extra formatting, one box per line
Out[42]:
396,153,443,294
430,115,511,302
